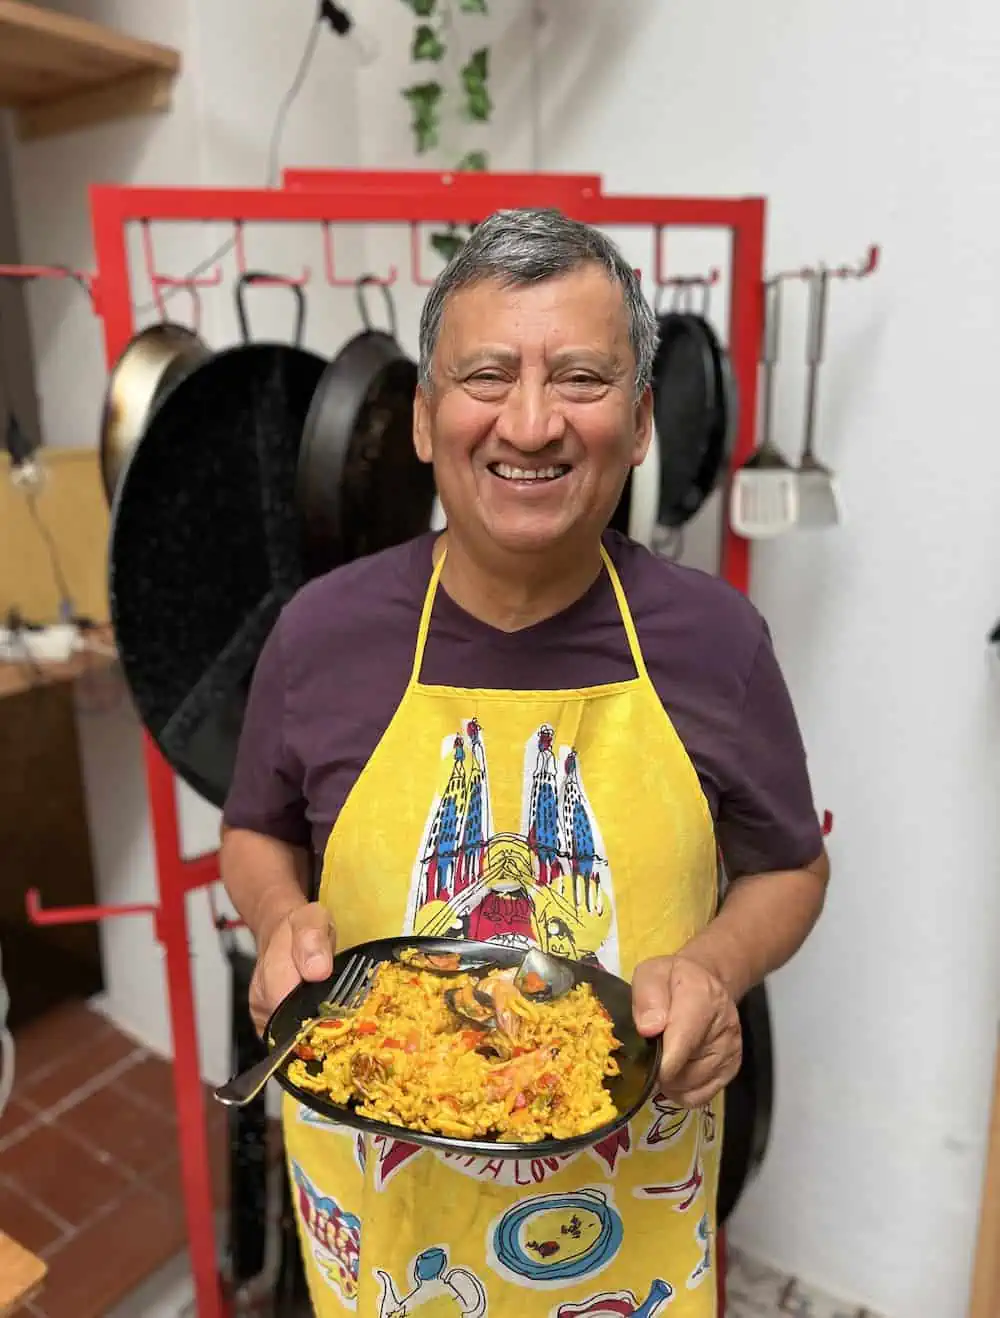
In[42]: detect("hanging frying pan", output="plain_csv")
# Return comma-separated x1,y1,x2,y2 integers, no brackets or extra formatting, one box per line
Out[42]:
652,285,737,530
99,320,210,504
718,980,774,1223
109,273,326,808
297,276,436,575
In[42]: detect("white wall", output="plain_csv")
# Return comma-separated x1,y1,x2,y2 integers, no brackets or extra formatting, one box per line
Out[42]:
10,2,1000,1314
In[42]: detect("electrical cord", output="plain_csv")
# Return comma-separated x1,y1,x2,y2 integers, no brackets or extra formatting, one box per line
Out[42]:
24,488,75,621
134,1,339,317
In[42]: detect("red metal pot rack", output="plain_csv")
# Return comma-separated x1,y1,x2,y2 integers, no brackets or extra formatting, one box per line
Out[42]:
22,170,776,1317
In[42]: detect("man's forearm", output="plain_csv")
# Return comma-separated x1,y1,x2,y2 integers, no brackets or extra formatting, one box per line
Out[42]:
220,825,311,948
680,850,830,1002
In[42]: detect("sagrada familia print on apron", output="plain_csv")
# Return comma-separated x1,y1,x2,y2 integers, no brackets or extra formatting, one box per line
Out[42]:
403,720,621,975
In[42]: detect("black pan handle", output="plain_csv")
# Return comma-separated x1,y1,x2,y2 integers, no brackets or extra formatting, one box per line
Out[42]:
235,272,307,347
355,275,399,342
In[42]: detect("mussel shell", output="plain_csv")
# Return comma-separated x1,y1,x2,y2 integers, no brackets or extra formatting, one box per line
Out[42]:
444,986,496,1028
393,947,493,975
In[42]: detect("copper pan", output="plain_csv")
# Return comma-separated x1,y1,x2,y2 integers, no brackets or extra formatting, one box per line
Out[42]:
99,322,210,504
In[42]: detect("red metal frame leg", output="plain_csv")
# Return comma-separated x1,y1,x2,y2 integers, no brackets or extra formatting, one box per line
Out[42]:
144,736,228,1318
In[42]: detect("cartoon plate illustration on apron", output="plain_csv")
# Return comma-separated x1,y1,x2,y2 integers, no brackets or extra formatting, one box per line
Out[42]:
282,546,724,1315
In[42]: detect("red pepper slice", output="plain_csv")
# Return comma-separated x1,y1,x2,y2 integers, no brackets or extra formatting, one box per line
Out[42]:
355,1020,378,1036
294,1044,317,1061
522,970,547,994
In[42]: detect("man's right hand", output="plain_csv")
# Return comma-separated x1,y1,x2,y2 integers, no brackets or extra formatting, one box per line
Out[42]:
249,902,335,1036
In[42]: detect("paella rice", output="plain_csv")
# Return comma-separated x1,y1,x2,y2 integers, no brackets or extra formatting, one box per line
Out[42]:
285,960,622,1141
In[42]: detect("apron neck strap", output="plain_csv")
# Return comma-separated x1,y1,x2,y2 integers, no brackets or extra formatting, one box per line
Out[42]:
599,543,650,682
409,546,447,686
409,541,649,686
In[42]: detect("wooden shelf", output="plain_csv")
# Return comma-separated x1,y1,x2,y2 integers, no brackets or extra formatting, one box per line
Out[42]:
0,1,180,141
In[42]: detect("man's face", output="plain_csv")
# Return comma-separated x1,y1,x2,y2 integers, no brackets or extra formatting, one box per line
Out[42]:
413,264,652,557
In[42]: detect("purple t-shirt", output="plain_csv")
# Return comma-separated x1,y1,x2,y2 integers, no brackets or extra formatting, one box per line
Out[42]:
224,531,822,879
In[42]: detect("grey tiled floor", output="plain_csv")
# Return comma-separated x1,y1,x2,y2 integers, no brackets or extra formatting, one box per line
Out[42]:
728,1247,886,1318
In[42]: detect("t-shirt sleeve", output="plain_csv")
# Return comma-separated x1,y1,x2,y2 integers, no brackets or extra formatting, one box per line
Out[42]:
222,618,311,848
716,623,824,879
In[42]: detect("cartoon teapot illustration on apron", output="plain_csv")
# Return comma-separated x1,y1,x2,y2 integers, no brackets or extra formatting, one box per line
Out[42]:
375,1247,487,1316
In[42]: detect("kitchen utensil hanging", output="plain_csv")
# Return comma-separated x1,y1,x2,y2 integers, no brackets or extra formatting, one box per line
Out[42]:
729,279,799,539
99,316,210,506
297,275,436,576
651,280,736,536
108,272,326,808
795,268,842,528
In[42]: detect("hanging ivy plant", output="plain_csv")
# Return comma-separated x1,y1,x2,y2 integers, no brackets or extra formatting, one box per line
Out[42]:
398,0,492,264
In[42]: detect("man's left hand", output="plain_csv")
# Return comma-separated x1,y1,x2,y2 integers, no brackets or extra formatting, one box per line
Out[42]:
632,954,743,1109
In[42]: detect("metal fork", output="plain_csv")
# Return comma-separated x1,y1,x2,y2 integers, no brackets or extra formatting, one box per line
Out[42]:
213,952,378,1108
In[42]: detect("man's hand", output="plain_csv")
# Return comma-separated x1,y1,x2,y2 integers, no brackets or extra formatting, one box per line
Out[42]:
249,903,335,1036
632,954,742,1109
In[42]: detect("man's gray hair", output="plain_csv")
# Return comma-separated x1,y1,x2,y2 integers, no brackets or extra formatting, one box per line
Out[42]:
417,208,658,397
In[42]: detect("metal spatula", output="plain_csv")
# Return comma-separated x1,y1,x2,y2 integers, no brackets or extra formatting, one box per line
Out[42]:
729,279,799,539
795,269,842,528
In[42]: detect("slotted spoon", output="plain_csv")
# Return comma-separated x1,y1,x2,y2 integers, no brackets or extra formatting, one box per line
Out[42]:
795,268,842,528
729,279,799,539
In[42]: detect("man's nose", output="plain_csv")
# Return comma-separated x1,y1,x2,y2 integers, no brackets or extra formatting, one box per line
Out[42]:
495,382,567,451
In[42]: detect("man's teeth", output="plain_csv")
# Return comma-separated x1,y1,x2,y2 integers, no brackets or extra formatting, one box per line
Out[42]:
493,463,567,481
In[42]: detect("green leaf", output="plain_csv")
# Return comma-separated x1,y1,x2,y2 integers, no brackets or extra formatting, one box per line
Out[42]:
465,86,492,121
463,47,489,81
458,0,488,11
402,82,443,153
460,48,492,122
456,150,489,172
430,226,468,263
400,0,436,15
412,23,446,61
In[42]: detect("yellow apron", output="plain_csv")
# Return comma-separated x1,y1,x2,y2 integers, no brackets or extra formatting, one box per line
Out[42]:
283,545,722,1317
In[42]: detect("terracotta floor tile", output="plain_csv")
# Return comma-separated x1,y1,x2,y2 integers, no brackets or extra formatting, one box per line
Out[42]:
0,1099,39,1147
148,1133,229,1210
59,1085,173,1178
0,1179,68,1254
0,1121,131,1228
23,1030,141,1111
14,1003,108,1084
111,1055,176,1119
30,1186,185,1318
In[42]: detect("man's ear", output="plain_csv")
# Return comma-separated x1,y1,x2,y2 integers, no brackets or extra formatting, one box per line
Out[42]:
630,385,654,467
414,384,433,464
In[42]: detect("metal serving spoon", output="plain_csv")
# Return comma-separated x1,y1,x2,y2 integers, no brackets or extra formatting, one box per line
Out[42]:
515,947,575,1001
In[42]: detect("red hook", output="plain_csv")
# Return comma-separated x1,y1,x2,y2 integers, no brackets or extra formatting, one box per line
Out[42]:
139,220,221,324
410,223,440,288
0,262,96,309
232,220,310,286
832,244,880,279
652,227,720,292
321,222,397,288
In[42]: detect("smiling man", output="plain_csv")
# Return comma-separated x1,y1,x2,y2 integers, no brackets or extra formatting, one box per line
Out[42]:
221,208,828,1317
